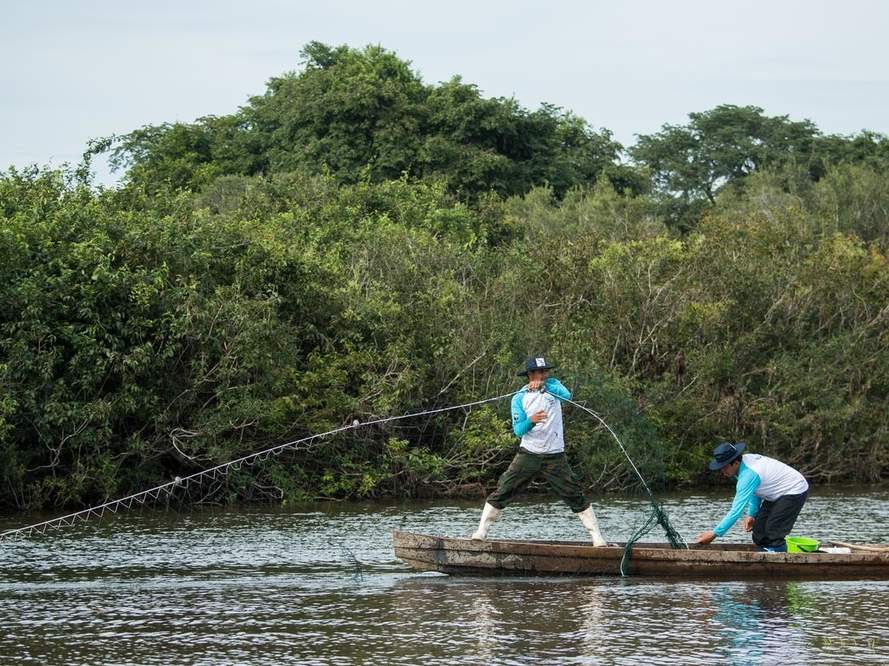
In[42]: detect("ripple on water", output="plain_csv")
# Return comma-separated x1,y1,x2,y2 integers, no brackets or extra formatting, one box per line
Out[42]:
1,489,888,664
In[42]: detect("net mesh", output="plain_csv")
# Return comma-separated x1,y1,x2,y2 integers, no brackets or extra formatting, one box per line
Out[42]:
619,495,687,576
564,397,688,576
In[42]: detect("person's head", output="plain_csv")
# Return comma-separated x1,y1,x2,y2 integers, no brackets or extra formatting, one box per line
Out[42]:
518,356,556,381
527,368,550,383
708,442,747,477
719,457,742,478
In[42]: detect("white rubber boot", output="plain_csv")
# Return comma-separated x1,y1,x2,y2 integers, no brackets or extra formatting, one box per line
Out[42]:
471,503,501,540
577,506,608,547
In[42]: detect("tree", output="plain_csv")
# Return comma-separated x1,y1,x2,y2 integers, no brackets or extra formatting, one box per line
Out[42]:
810,130,889,178
631,105,820,227
102,43,629,202
245,42,427,182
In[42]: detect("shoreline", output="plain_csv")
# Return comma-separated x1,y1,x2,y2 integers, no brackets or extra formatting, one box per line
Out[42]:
2,481,887,523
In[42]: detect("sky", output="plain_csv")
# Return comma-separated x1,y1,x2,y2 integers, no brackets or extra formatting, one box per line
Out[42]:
3,0,889,185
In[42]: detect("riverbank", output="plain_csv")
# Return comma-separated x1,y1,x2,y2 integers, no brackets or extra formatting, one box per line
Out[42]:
3,483,887,533
3,479,888,524
4,164,889,511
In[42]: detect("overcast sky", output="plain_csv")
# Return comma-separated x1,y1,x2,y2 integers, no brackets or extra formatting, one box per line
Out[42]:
3,0,888,184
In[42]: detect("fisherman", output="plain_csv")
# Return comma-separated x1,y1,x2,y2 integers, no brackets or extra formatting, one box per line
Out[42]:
694,442,809,552
470,355,608,546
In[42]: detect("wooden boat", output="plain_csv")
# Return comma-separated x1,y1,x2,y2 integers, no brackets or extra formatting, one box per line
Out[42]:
393,530,889,579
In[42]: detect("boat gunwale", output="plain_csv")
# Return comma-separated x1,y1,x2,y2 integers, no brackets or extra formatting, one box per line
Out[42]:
393,530,889,577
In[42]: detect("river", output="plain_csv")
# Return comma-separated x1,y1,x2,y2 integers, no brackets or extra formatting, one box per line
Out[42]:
1,488,887,664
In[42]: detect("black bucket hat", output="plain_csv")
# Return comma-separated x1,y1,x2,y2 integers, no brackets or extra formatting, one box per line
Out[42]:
708,441,747,471
518,355,557,377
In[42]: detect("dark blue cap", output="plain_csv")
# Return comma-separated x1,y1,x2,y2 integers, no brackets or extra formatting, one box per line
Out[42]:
518,355,556,377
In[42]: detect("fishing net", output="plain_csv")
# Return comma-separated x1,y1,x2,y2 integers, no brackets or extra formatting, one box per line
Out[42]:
4,386,689,581
564,397,689,576
619,494,687,576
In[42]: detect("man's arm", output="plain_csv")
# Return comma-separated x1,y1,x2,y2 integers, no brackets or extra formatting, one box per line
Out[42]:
511,391,533,437
747,494,762,518
712,467,761,538
543,377,571,400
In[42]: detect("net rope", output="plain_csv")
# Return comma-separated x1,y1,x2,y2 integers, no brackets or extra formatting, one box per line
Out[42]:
2,390,689,576
0,392,515,540
564,398,688,575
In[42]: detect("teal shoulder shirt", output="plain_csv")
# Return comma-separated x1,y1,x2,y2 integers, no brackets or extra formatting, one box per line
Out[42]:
510,378,571,438
713,461,763,537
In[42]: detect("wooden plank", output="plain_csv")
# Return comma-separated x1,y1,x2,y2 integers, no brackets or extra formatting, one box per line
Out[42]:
392,530,889,579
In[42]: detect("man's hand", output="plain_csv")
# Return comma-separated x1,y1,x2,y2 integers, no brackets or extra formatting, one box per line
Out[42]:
742,516,755,532
527,378,545,391
694,530,716,545
530,410,547,424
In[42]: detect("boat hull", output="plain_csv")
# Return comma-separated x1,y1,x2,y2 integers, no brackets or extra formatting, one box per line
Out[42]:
393,531,889,579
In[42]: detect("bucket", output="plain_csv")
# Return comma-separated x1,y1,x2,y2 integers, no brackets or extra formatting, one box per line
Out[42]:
785,536,820,553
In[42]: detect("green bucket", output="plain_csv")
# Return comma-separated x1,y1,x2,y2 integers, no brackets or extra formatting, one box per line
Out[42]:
786,536,820,553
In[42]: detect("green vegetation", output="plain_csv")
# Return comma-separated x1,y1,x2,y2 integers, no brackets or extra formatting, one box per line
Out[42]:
98,41,639,201
2,43,888,510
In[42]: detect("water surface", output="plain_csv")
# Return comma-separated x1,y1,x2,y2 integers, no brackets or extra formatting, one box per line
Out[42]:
1,489,887,664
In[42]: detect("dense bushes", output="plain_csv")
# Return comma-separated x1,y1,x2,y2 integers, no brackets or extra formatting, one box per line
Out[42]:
2,163,887,510
2,43,888,509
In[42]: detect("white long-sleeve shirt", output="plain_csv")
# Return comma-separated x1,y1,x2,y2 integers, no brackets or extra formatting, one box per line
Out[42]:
714,453,809,536
510,378,572,454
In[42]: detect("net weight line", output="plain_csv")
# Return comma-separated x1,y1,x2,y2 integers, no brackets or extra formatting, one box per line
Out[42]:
0,393,515,540
2,391,689,569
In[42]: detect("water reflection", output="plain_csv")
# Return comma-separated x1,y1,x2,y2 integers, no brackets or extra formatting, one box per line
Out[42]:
577,582,606,662
469,592,497,662
707,583,801,664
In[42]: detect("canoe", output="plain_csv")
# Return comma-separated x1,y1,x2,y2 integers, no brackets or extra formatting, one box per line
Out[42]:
393,530,889,579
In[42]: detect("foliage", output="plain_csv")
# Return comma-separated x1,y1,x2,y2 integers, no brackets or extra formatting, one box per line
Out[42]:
3,45,889,510
101,42,631,202
632,104,889,229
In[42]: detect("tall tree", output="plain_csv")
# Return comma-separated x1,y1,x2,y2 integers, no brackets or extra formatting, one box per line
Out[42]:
631,105,819,227
102,43,629,202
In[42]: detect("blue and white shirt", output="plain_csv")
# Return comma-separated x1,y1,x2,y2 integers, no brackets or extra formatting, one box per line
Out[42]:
511,378,572,454
713,453,809,537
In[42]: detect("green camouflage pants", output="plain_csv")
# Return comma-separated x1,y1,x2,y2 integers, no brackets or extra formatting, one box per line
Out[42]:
487,449,590,514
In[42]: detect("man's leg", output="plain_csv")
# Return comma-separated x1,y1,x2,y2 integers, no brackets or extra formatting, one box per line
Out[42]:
541,453,588,512
471,450,540,540
542,453,607,546
757,491,808,550
751,500,773,548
